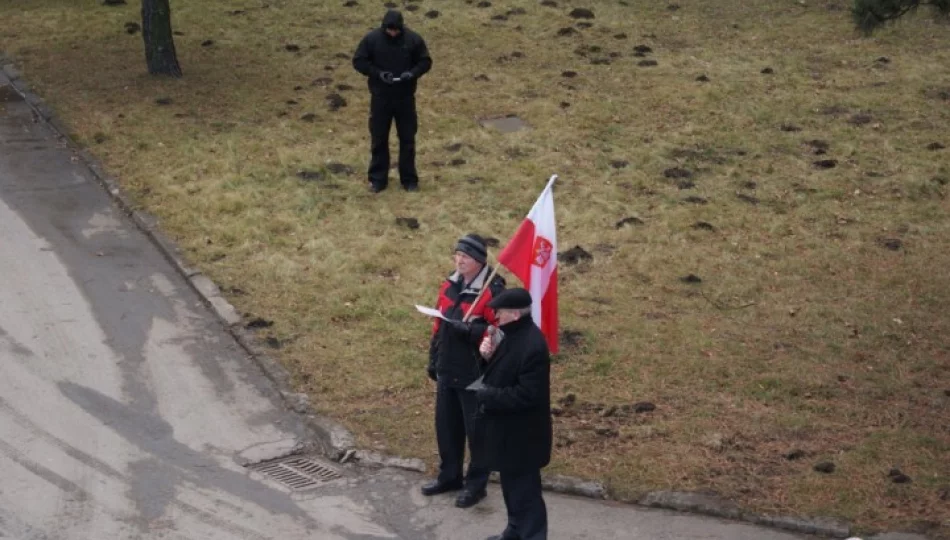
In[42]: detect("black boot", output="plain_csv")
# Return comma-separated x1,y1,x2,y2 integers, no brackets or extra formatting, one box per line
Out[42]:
420,479,463,496
455,488,487,508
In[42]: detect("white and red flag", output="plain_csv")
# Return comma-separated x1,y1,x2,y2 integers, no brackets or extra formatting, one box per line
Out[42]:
497,175,559,354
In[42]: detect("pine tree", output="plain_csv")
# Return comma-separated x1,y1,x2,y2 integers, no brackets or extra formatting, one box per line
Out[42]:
853,0,950,34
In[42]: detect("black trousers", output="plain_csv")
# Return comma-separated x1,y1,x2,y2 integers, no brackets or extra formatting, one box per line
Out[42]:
500,468,547,540
368,93,418,188
435,382,489,491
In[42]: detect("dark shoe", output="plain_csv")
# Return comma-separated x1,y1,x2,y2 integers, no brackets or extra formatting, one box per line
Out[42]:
455,488,487,508
368,182,387,193
485,534,518,540
402,183,419,192
420,479,463,496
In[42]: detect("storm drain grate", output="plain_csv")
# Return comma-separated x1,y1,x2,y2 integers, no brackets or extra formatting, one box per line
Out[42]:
246,455,342,491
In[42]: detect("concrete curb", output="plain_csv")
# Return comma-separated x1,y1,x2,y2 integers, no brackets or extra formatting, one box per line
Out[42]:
637,491,852,538
867,534,933,540
1,56,932,540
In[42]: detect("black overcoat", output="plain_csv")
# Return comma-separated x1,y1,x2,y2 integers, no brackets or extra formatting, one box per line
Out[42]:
476,315,552,472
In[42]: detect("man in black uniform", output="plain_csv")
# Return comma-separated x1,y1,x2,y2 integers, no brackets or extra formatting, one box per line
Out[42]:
475,288,553,540
352,9,432,193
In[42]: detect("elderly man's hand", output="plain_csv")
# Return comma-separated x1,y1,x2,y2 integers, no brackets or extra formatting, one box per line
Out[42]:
479,334,495,360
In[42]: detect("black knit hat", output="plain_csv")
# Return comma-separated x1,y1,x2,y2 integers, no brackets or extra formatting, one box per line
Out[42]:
488,288,532,310
455,233,487,264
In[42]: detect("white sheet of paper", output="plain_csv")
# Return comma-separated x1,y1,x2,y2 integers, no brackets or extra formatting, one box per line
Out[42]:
414,305,447,320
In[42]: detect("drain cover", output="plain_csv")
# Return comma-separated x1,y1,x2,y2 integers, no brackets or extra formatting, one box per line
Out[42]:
246,455,342,491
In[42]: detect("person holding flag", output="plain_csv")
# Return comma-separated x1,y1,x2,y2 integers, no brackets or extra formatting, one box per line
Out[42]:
422,234,505,509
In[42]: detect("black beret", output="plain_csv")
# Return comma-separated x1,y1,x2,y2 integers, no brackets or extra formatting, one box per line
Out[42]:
488,287,532,310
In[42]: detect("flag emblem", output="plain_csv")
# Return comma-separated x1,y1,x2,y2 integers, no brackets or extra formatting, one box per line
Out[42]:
532,237,553,268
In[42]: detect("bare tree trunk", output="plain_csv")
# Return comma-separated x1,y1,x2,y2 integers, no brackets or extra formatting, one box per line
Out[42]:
142,0,182,77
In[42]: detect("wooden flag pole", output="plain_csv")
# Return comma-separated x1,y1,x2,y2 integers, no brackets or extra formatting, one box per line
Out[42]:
462,261,501,322
463,260,502,374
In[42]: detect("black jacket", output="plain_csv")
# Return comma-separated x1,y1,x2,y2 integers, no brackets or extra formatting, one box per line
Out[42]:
477,315,553,472
428,265,505,388
352,10,432,98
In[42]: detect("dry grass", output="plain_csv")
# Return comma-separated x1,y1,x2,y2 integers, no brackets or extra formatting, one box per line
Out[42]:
2,0,949,535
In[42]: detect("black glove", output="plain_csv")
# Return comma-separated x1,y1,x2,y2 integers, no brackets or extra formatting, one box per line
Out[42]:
427,367,438,382
443,319,471,336
399,71,414,82
379,71,394,84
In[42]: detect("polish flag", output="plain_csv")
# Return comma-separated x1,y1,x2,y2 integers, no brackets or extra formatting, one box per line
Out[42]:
497,175,559,354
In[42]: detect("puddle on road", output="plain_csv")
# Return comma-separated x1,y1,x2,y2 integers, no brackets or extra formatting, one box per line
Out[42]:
0,84,24,103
